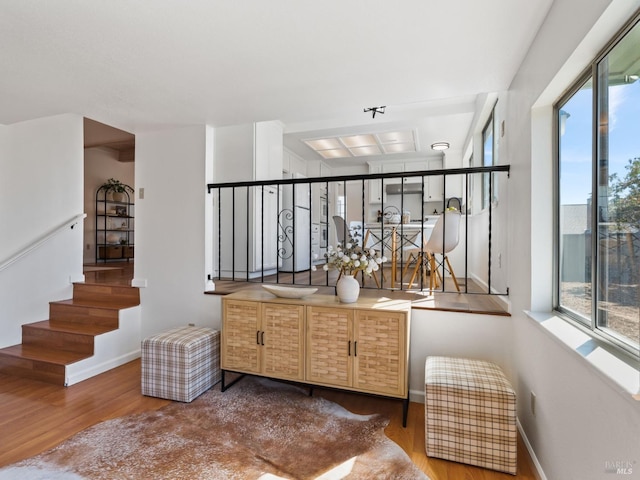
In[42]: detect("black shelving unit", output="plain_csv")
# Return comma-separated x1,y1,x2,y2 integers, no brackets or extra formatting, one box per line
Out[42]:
95,184,134,263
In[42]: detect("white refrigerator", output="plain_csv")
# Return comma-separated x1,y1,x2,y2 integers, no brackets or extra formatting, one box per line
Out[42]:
280,173,311,272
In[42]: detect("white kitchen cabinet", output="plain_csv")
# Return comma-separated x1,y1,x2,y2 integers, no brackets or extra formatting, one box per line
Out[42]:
425,158,444,202
369,160,444,204
368,164,384,203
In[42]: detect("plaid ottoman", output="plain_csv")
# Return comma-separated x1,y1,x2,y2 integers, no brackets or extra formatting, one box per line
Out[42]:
142,326,221,402
425,356,517,475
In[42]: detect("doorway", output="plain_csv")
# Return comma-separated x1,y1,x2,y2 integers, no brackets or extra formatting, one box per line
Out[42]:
83,118,135,272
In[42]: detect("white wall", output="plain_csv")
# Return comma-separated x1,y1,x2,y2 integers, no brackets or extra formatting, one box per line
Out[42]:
0,114,84,347
83,147,135,264
409,309,513,400
134,125,220,338
506,1,640,479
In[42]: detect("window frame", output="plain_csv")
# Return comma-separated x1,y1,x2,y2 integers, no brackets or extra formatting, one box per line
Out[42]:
553,12,640,360
482,108,496,210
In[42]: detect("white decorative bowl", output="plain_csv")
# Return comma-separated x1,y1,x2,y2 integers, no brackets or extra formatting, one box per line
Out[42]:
261,284,318,299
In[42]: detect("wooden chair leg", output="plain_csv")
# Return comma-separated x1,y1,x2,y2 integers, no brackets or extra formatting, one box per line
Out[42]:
444,255,461,292
428,253,437,293
402,252,416,280
421,256,429,288
407,256,421,289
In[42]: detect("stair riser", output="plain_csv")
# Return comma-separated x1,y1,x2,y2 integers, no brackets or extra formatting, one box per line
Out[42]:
22,327,94,355
0,354,65,385
49,304,120,328
72,284,140,305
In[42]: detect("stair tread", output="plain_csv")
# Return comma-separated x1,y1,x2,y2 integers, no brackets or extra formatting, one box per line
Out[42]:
25,320,116,336
0,344,90,365
52,298,139,309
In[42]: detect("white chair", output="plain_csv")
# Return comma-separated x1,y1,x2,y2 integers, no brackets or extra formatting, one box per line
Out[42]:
404,211,461,292
332,215,348,246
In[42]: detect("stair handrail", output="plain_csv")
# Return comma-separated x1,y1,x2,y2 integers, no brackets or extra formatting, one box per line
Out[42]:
0,213,87,273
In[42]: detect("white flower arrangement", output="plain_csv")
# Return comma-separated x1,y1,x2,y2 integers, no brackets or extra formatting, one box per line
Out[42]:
321,233,386,276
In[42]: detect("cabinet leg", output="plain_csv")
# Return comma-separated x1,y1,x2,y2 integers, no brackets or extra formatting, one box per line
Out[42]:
220,370,245,392
402,396,409,428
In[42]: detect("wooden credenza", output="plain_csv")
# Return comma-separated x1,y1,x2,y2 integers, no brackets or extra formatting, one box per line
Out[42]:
221,289,411,425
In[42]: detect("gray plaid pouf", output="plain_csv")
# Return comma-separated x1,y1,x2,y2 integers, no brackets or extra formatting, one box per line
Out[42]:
142,326,221,402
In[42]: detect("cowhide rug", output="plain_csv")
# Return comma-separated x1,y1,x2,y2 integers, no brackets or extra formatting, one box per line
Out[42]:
0,377,428,479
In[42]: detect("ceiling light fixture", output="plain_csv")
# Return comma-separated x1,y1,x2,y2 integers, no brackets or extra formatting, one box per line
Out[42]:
430,142,450,151
364,106,386,118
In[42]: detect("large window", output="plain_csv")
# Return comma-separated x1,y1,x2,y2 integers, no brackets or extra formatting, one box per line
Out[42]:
556,15,640,356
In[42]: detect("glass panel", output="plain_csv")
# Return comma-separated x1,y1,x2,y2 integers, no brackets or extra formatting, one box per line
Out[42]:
595,21,640,348
558,78,593,322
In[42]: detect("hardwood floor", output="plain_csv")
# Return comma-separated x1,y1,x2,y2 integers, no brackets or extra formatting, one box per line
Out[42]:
0,360,538,478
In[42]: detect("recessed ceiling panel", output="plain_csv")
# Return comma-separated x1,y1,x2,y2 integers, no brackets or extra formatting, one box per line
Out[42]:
382,143,415,154
350,145,382,156
303,129,417,159
340,134,377,148
304,138,343,151
318,148,350,159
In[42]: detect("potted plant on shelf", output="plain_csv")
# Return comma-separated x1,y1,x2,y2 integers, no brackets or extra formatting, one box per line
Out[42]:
102,178,133,202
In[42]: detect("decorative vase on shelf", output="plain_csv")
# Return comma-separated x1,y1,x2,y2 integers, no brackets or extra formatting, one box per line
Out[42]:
336,274,360,303
112,191,125,202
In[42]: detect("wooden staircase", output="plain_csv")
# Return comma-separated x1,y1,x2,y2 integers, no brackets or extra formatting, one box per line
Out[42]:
0,283,140,385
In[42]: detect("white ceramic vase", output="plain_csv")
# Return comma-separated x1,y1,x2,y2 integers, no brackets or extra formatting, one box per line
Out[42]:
336,274,360,303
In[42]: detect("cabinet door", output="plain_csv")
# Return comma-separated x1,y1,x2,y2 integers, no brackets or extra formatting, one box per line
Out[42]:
221,299,261,374
306,306,352,388
368,165,383,203
352,310,407,397
426,159,444,202
261,303,305,381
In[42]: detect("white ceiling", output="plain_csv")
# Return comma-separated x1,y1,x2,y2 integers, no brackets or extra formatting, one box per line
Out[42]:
0,0,555,166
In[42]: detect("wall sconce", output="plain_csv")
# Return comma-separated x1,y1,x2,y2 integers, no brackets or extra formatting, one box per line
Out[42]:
430,142,450,151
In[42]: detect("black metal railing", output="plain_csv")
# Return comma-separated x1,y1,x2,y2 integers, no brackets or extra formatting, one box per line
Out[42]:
207,165,510,294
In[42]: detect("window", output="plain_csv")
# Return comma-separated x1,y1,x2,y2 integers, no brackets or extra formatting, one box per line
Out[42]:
556,15,640,356
482,109,497,209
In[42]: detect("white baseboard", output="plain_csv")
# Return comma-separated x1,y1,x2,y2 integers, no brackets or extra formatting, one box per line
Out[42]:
409,388,425,403
65,350,141,386
469,272,511,313
517,419,547,480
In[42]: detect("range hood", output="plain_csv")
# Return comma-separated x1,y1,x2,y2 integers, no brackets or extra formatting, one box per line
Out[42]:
385,183,423,195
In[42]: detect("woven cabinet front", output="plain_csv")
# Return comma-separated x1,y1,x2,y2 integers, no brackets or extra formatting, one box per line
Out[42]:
142,326,221,402
425,356,517,475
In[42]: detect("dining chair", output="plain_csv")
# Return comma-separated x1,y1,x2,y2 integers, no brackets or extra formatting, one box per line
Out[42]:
404,211,461,292
332,215,348,246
